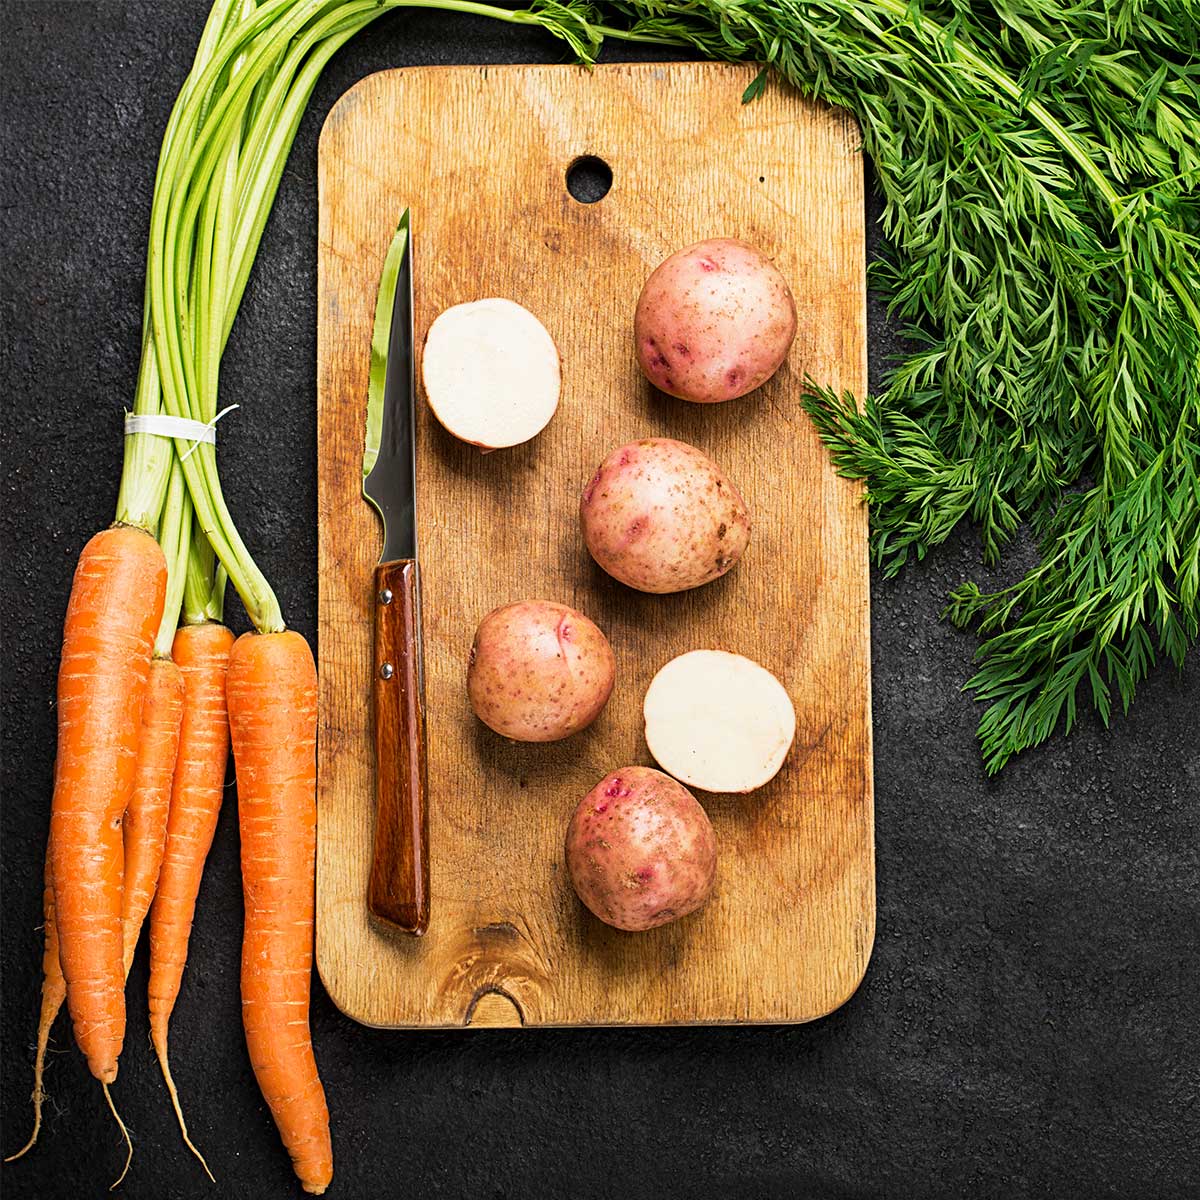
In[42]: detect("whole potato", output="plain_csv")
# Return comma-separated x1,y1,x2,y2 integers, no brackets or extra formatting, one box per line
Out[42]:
634,237,797,403
580,437,750,593
565,766,717,931
468,601,615,742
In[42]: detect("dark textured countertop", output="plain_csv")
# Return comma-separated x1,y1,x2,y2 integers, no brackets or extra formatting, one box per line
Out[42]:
2,4,1197,1198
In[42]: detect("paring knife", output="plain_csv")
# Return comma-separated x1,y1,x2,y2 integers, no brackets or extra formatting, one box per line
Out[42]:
362,209,429,935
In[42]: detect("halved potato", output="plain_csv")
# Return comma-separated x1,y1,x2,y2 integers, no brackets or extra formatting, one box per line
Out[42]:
643,650,796,793
422,298,560,450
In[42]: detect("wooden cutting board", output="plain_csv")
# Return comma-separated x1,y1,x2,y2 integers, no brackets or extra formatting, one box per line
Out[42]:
316,62,873,1029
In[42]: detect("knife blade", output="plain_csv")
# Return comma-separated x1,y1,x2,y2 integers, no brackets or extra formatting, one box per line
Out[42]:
362,209,429,936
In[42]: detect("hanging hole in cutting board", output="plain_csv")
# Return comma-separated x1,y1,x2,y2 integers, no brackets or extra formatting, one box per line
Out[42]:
566,155,612,203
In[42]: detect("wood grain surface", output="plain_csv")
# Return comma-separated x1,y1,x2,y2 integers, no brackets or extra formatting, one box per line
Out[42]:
316,62,873,1029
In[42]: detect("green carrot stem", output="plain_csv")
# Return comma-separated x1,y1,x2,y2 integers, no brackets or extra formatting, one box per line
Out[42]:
176,3,252,630
115,333,173,531
384,0,677,46
113,0,248,533
146,5,379,632
154,459,193,658
193,35,246,421
183,513,226,626
212,564,229,624
224,7,384,338
148,3,310,632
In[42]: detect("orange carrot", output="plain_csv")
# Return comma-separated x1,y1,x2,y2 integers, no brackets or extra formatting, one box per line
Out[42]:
148,620,234,1173
4,841,66,1162
121,656,184,977
227,631,331,1195
50,525,166,1084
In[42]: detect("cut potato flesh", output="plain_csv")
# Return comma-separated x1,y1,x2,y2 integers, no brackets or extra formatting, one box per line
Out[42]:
421,298,560,450
643,650,796,793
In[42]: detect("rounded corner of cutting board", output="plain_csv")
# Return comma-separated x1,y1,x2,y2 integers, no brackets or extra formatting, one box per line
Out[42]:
318,66,408,152
315,928,378,1027
818,902,877,1023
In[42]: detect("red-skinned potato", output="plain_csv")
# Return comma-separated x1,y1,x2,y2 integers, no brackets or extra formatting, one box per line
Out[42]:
634,237,797,403
565,767,717,932
580,437,750,593
467,601,615,742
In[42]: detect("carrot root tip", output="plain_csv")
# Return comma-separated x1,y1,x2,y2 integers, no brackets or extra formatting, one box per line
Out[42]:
3,1125,41,1163
155,1038,214,1183
102,1083,133,1190
5,1015,58,1162
3,1088,44,1162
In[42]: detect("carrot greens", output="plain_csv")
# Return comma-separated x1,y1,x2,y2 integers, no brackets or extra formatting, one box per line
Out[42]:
614,0,1200,770
129,0,1196,771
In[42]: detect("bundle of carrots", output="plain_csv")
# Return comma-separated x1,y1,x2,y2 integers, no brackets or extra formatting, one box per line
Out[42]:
6,0,339,1192
7,0,667,1191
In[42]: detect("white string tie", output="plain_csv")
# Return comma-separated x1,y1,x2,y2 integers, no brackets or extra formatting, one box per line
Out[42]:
124,404,240,460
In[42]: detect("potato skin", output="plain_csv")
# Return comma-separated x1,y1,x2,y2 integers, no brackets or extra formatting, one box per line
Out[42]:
565,767,717,932
634,237,797,403
467,601,615,742
580,437,750,593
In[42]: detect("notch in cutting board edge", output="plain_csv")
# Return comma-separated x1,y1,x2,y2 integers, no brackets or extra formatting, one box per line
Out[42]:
465,987,525,1028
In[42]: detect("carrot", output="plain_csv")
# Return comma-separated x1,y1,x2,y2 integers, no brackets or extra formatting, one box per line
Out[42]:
4,841,66,1162
227,630,331,1195
50,524,166,1084
148,620,234,1174
121,656,185,977
124,455,192,984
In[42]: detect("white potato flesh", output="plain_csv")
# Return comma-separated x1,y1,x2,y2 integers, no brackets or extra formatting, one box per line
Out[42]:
643,650,796,793
421,298,560,449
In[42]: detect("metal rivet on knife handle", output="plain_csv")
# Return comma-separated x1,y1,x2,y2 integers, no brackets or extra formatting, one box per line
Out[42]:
378,588,393,605
379,662,394,680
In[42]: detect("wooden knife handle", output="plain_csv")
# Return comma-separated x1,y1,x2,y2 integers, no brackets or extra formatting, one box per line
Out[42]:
368,559,429,935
